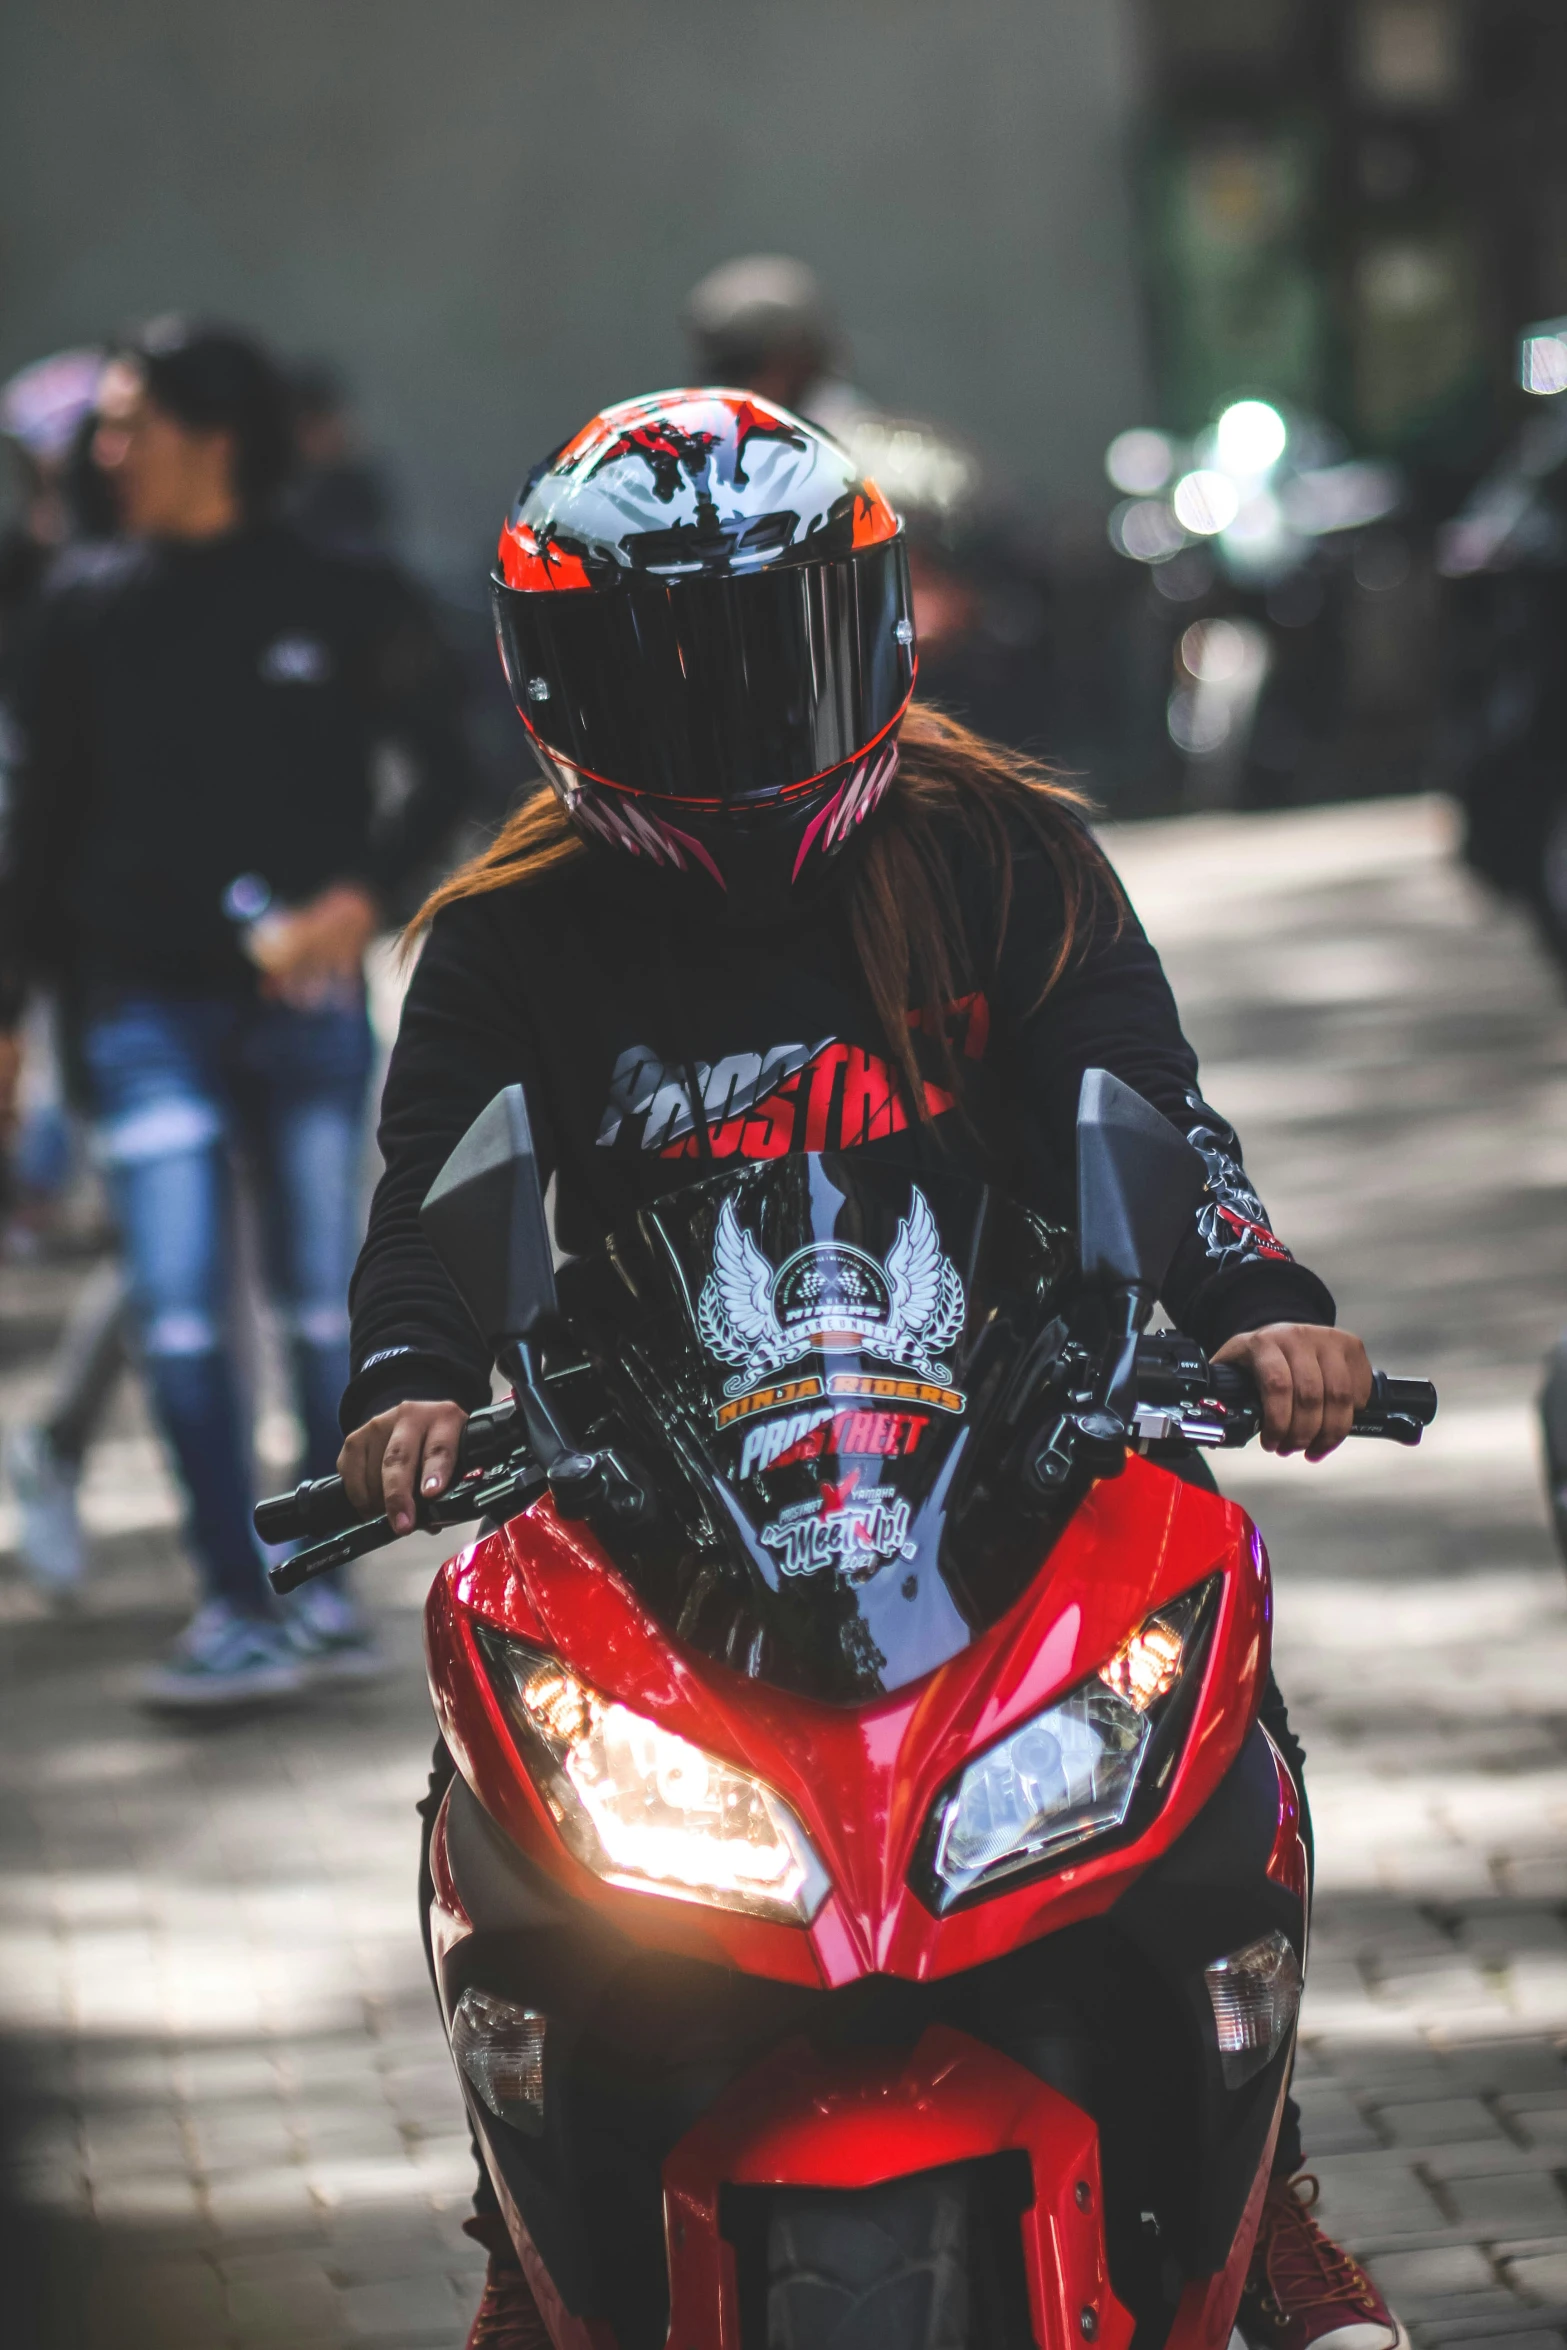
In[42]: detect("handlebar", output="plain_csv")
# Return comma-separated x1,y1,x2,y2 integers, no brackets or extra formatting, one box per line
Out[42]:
256,1340,1438,1596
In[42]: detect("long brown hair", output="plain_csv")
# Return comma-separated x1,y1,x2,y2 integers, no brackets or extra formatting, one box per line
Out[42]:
409,703,1119,1116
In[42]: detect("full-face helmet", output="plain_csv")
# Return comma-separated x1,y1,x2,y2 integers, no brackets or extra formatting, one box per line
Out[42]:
491,388,916,919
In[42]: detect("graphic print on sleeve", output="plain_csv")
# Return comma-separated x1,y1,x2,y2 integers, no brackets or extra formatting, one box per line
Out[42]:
1184,1091,1293,1268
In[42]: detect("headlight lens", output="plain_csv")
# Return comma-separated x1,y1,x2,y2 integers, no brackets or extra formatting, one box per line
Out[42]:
914,1581,1216,1912
476,1629,830,1924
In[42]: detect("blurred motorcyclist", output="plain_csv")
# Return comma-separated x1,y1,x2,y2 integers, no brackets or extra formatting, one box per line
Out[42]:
683,252,870,440
0,317,474,1706
1103,401,1405,810
683,258,1054,748
1439,317,1567,971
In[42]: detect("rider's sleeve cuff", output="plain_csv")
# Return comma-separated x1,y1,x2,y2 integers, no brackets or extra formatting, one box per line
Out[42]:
339,1348,492,1435
1187,1265,1338,1353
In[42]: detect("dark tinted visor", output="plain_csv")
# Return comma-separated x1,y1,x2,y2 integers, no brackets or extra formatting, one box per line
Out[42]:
493,537,914,806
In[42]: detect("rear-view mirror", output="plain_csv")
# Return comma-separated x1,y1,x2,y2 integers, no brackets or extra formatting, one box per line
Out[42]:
421,1085,558,1356
1077,1068,1208,1301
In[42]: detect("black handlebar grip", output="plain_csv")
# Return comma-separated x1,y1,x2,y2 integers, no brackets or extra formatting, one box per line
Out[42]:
1366,1374,1438,1427
1206,1361,1436,1439
253,1396,523,1545
1206,1362,1258,1411
253,1473,361,1545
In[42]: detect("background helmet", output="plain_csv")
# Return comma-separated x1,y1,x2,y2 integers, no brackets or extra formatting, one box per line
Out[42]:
491,387,916,918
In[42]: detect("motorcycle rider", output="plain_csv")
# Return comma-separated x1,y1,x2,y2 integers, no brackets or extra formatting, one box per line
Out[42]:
336,392,1400,2350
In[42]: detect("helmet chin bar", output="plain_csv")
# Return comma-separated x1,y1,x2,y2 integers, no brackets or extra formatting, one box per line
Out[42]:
538,741,902,920
551,763,728,889
790,742,900,880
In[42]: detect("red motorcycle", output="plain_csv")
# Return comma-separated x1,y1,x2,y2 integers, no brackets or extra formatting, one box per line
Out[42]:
261,1072,1433,2350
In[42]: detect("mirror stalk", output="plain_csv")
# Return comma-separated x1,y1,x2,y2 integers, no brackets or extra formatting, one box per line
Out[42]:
499,1337,579,1476
1030,1071,1210,1498
421,1087,651,1532
1104,1284,1155,1425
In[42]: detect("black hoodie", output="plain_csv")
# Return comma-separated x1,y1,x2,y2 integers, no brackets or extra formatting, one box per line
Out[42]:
342,812,1332,1431
0,523,472,1022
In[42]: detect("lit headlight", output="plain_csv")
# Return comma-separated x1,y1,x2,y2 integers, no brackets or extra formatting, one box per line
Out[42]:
476,1629,830,1925
914,1581,1217,1912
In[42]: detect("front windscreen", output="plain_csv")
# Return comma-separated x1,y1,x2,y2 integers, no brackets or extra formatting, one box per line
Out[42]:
549,1156,1076,1703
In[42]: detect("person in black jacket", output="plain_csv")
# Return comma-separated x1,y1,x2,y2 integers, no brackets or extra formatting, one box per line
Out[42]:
0,319,473,1707
337,392,1402,2350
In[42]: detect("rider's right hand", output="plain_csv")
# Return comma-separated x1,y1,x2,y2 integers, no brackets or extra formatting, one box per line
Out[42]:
338,1400,470,1534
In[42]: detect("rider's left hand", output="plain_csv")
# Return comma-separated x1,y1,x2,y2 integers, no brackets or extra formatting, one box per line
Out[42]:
1212,1323,1372,1459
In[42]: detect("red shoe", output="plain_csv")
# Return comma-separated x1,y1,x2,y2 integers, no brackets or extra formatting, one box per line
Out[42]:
461,2219,553,2350
1239,2175,1407,2350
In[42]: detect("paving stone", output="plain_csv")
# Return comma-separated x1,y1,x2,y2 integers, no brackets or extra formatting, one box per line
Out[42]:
1312,2154,1449,2238
1375,2100,1510,2149
1502,2098,1567,2149
340,2270,467,2338
1430,2333,1567,2350
1295,2077,1382,2153
225,2260,345,2339
1439,2176,1567,2233
1421,2144,1567,2182
1368,2243,1503,2306
1506,2253,1567,2305
1446,2047,1567,2099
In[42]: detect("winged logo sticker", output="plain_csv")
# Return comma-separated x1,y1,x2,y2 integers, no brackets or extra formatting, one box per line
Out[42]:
697,1188,966,1398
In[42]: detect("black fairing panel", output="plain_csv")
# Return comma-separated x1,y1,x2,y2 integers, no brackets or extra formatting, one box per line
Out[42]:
1111,1723,1307,2276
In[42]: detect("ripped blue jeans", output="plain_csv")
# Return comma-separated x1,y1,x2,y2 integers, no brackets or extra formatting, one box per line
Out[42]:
84,993,373,1613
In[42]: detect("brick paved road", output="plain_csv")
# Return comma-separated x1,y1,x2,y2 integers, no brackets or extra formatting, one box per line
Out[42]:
3,795,1566,2349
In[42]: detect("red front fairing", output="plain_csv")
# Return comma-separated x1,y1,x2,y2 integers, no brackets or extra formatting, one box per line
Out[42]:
664,2030,1136,2350
425,1455,1287,2350
425,1453,1270,1988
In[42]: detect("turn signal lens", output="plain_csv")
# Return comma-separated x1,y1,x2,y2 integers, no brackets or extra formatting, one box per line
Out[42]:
914,1581,1217,1912
476,1630,829,1925
1099,1615,1186,1712
451,1987,547,2135
1205,1929,1302,2088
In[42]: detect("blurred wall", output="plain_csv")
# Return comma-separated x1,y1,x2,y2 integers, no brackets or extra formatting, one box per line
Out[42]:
0,0,1149,594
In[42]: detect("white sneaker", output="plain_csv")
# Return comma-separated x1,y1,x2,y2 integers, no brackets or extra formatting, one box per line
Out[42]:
282,1575,385,1684
141,1599,306,1712
3,1422,86,1600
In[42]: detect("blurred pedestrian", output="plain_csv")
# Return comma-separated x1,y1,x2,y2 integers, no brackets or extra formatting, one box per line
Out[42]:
0,348,106,1251
0,348,136,1604
0,317,474,1706
0,347,112,670
284,359,397,558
